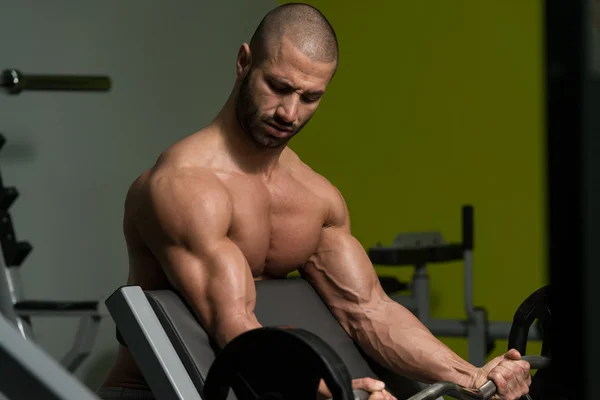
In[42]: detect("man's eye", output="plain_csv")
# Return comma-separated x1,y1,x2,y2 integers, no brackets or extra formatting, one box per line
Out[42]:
302,96,318,104
269,82,288,93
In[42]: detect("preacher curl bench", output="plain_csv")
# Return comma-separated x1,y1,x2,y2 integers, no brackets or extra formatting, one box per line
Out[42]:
105,278,442,400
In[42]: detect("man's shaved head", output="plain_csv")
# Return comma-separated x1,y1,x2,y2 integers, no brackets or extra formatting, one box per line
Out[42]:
233,3,338,149
249,3,339,68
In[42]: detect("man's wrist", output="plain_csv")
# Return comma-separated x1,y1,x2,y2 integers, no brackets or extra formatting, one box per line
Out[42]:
447,362,480,389
464,368,486,389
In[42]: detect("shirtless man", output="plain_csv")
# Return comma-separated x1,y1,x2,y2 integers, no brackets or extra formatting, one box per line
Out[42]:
99,3,531,400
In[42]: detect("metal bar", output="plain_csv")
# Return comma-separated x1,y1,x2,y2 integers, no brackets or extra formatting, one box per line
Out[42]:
0,312,100,400
406,380,497,400
0,260,17,320
61,316,102,373
463,249,475,318
413,265,430,321
14,298,110,318
424,319,543,341
0,247,34,339
105,286,203,400
406,381,488,400
369,244,464,266
467,309,487,366
1,69,111,94
488,321,543,341
462,205,475,319
15,308,104,317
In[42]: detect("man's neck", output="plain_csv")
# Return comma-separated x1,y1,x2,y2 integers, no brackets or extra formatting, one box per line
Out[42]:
212,99,286,178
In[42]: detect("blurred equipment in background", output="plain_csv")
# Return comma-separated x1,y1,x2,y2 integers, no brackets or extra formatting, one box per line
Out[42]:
1,69,111,95
0,311,101,400
0,69,112,373
0,132,108,373
369,205,544,367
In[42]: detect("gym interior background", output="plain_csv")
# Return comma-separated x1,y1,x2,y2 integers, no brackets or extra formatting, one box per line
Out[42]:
0,0,546,392
282,0,546,361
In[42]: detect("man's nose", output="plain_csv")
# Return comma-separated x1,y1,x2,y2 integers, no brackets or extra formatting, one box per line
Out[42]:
276,96,299,124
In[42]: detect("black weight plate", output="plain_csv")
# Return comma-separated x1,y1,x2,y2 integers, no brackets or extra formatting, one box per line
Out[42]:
203,327,355,400
509,285,552,356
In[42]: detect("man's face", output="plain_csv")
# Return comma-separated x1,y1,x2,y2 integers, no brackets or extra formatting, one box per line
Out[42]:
235,37,336,148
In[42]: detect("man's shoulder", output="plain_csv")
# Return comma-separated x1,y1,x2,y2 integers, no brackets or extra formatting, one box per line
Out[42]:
124,163,235,240
128,160,232,214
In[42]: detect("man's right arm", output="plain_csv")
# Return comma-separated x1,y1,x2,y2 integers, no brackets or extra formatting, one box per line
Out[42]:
135,172,262,348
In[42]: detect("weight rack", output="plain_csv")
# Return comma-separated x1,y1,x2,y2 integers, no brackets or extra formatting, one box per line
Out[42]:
0,68,112,372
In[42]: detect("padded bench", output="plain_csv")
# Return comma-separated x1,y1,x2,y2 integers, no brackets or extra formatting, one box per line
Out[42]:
106,278,439,400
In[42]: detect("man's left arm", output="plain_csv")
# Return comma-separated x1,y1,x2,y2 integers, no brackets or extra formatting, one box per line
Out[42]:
299,187,530,397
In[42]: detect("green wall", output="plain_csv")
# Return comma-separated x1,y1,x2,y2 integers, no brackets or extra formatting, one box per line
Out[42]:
280,1,546,361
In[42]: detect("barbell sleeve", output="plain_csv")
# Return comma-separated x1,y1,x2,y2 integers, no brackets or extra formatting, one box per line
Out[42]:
2,69,111,94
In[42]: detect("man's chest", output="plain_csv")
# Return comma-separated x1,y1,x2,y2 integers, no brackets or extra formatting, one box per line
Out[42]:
224,174,329,276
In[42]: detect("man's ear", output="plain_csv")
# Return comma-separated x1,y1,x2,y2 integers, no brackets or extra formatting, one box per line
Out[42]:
236,43,252,79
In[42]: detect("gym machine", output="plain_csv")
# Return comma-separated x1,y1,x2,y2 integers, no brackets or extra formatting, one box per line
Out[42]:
370,205,543,366
0,311,101,400
104,279,553,400
0,69,112,372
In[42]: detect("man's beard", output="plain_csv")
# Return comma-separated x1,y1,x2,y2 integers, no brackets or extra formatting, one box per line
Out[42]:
235,71,309,149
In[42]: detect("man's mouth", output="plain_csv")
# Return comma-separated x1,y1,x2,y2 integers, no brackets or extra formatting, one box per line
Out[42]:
264,122,294,137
